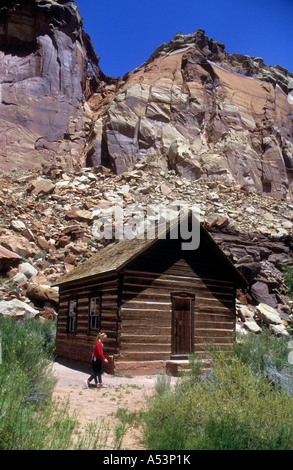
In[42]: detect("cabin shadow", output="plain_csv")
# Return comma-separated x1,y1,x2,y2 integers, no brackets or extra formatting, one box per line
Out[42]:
54,356,92,374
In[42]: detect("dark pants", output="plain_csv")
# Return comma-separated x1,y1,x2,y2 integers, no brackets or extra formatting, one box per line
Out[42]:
88,359,102,384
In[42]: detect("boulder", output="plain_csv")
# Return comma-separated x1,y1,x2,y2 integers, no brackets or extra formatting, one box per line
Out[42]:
10,219,26,232
243,319,262,334
26,283,59,305
255,303,283,325
0,232,37,258
12,272,27,286
0,244,21,272
65,208,93,223
236,303,255,322
235,262,261,283
270,324,289,337
29,178,55,196
0,299,39,320
168,139,202,180
236,323,248,335
19,262,38,279
251,281,279,309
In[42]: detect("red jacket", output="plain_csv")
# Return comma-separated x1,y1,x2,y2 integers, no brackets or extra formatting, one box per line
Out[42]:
92,341,105,361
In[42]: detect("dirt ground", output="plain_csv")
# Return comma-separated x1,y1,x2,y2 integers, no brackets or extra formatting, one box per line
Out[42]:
52,359,178,450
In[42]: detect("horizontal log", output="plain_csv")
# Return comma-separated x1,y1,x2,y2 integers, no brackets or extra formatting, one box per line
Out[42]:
121,334,172,344
56,338,117,355
121,309,171,321
197,295,234,304
124,276,234,294
122,300,171,310
75,307,89,314
195,312,234,321
123,291,172,300
123,285,234,302
124,270,233,286
60,277,119,294
121,325,171,335
101,295,118,301
59,288,118,301
196,325,235,338
197,311,234,319
76,318,89,326
118,351,171,361
124,277,198,289
58,309,68,315
194,343,233,351
197,305,234,314
101,304,118,310
195,321,234,330
77,296,89,302
120,343,171,352
122,289,234,305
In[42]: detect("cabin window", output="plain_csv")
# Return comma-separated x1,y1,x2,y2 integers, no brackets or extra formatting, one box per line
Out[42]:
68,300,77,334
89,296,101,332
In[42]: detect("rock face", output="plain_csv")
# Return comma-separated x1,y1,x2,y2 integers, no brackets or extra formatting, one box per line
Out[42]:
88,30,293,200
0,4,293,200
0,0,112,171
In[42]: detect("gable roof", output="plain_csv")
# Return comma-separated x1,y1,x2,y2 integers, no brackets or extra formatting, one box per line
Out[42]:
52,237,155,287
52,215,247,288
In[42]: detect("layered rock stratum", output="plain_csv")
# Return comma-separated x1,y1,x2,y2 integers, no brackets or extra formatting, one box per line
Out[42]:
0,1,293,201
89,30,293,201
0,0,114,171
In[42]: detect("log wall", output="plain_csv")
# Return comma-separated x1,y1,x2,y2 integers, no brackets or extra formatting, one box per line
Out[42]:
118,236,236,361
55,274,120,363
55,235,239,366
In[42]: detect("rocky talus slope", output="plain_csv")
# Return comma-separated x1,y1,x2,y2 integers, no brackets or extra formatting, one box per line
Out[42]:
0,164,292,335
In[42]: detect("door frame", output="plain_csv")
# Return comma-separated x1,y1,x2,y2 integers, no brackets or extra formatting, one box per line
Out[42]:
171,292,195,358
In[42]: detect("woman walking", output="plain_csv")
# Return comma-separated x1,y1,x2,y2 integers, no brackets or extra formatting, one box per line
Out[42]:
85,332,108,388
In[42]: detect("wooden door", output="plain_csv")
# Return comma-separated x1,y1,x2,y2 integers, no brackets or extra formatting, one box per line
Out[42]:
172,295,194,356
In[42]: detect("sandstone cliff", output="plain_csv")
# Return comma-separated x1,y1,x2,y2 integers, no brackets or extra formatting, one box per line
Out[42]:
0,2,293,202
0,0,115,171
87,30,293,201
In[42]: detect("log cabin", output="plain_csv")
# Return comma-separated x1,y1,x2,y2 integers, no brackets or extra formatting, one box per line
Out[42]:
52,216,247,375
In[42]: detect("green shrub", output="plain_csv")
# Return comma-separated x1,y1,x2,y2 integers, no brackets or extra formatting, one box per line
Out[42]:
0,317,57,404
283,263,293,335
234,329,293,395
0,317,110,450
143,352,293,450
154,371,171,395
284,263,293,300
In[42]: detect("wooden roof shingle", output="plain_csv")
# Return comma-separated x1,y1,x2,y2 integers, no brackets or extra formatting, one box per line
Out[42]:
52,236,156,286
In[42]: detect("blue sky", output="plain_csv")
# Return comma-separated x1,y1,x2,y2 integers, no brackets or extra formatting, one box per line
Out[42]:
76,0,293,78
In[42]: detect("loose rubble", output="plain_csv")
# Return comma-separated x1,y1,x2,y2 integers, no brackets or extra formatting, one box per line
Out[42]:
0,163,292,333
